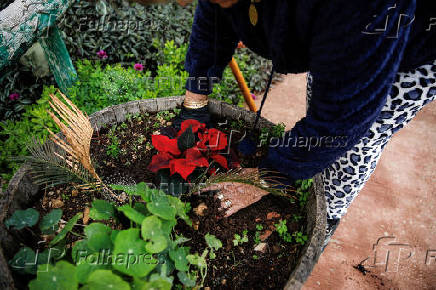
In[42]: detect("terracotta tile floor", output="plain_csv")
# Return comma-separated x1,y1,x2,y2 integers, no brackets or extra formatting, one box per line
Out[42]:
254,74,436,289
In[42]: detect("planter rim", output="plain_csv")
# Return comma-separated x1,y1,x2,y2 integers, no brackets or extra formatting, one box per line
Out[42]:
1,96,326,290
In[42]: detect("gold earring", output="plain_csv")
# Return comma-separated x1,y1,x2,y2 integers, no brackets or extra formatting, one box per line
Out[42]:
249,0,261,26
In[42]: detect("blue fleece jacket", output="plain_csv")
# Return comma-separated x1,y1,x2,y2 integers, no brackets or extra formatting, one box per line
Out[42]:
184,0,436,180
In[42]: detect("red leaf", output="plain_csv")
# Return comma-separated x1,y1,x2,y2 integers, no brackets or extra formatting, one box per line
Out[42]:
208,167,217,176
169,159,197,180
211,154,228,169
180,119,206,135
197,131,208,150
208,128,227,151
186,147,209,168
147,152,173,173
152,135,181,156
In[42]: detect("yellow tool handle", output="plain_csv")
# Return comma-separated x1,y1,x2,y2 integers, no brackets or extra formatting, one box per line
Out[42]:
229,57,257,112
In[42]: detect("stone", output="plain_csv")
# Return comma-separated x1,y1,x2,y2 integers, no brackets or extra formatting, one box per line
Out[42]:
266,211,281,220
51,198,64,208
193,202,208,216
254,243,267,253
260,230,273,241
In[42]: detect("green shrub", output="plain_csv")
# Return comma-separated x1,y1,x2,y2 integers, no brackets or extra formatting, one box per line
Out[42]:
0,86,59,182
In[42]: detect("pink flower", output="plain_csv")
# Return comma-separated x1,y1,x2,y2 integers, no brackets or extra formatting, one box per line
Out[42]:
97,50,108,59
9,93,20,101
251,93,257,100
134,63,144,71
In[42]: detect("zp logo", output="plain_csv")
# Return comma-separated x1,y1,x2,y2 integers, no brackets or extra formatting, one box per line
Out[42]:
362,4,415,39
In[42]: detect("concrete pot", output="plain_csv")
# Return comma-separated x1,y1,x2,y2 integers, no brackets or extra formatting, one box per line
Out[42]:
0,96,326,289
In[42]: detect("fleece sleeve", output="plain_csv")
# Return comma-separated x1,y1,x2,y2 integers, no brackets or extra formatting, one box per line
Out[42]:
184,1,239,95
263,0,416,180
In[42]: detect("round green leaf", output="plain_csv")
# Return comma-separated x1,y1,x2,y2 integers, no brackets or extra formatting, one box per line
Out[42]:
113,229,157,277
40,209,62,234
5,208,39,230
118,205,146,224
141,216,168,253
29,261,78,290
76,263,110,284
85,270,130,290
9,247,37,275
205,234,222,250
84,223,113,252
146,194,176,220
89,200,115,220
169,247,189,272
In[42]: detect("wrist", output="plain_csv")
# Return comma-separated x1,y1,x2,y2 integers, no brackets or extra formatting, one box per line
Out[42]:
184,91,209,109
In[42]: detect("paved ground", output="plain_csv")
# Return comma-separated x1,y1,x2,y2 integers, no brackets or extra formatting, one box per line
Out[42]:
254,74,436,289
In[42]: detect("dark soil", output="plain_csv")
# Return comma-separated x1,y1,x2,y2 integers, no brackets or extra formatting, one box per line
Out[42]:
176,193,305,289
10,110,308,289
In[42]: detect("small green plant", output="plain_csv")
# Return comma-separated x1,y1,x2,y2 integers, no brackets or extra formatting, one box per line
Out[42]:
252,254,259,260
293,231,308,246
274,220,292,243
25,183,214,289
258,123,286,147
292,214,302,222
295,179,313,207
7,208,67,274
106,127,121,159
233,230,249,246
254,224,263,244
271,123,286,138
184,234,222,288
119,122,128,130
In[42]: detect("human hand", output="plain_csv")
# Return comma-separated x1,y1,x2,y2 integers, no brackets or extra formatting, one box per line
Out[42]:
201,168,270,217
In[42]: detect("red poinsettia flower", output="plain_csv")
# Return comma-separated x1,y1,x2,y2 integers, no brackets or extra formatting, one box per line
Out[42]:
179,119,206,135
147,119,234,181
169,159,197,180
197,130,209,150
207,128,227,151
186,147,209,168
147,152,173,173
152,135,181,156
210,154,228,169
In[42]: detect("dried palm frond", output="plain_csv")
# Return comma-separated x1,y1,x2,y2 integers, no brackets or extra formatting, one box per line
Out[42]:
45,92,98,179
16,138,100,188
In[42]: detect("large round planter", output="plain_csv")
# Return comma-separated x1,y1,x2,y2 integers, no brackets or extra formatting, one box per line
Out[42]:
0,96,326,289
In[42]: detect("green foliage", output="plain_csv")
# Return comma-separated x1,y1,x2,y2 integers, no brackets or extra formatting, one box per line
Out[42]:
254,224,263,245
274,220,293,243
233,230,249,247
106,127,121,159
258,122,286,147
58,1,195,67
5,208,40,230
0,86,58,181
0,65,55,121
89,199,115,220
50,213,82,246
85,270,130,290
205,233,222,259
27,183,219,288
40,209,63,235
293,231,308,246
29,261,78,290
295,179,313,207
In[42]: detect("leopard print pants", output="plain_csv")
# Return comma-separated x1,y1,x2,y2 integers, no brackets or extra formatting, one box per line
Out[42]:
306,60,436,247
